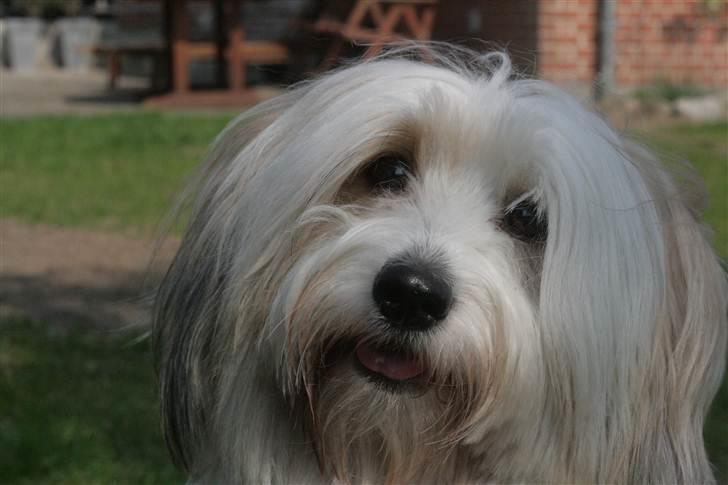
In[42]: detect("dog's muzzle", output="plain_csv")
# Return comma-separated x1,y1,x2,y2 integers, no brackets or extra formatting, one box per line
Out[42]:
350,258,453,384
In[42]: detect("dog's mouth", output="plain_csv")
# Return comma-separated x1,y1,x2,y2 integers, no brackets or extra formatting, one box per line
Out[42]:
353,340,425,384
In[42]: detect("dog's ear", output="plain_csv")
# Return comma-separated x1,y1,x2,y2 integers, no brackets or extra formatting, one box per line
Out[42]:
628,142,727,482
152,95,296,475
661,192,726,482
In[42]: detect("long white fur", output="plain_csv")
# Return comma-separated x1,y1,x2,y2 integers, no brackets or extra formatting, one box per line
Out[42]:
153,47,727,484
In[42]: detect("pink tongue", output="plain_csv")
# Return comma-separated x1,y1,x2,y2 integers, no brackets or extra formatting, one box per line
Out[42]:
355,343,424,381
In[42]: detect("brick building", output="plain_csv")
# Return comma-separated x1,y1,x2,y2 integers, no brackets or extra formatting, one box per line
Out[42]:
434,0,728,96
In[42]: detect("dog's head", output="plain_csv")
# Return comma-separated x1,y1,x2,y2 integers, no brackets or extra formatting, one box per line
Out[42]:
154,50,726,483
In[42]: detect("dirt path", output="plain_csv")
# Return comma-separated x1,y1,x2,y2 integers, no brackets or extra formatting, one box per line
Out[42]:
0,219,179,328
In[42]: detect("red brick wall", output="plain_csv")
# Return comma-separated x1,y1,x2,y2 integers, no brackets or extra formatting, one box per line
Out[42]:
431,0,727,92
614,0,728,89
536,0,598,88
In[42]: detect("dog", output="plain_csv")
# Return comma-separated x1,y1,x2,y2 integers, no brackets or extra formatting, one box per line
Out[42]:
153,48,727,484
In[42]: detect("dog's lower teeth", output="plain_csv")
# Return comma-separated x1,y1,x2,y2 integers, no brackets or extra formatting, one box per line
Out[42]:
355,343,423,381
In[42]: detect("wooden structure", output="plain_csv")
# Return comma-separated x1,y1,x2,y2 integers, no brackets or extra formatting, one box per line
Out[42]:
95,0,290,106
148,0,289,106
312,0,438,69
94,0,439,106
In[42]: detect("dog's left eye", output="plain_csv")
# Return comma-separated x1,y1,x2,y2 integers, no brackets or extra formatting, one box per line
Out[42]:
503,200,548,243
365,156,413,193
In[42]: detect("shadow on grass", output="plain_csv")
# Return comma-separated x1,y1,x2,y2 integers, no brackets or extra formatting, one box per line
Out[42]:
0,271,155,330
0,317,183,484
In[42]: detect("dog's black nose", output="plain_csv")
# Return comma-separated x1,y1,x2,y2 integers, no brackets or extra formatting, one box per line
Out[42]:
372,260,452,330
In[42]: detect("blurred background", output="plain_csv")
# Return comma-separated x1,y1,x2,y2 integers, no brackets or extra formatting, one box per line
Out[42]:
0,0,726,482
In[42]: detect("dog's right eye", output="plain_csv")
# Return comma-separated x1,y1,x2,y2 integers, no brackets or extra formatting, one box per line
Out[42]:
365,156,413,193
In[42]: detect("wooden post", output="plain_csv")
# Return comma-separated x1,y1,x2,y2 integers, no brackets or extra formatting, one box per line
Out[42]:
214,0,226,88
108,52,121,89
170,0,190,94
227,0,244,92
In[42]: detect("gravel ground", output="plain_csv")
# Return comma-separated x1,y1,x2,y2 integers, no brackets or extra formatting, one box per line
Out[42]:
0,219,178,328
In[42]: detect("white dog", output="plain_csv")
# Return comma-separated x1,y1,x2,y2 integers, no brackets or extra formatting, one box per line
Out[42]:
153,48,727,484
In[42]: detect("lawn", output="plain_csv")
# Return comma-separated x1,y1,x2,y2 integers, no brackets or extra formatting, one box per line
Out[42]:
639,121,728,257
0,113,726,483
0,318,183,484
0,113,233,232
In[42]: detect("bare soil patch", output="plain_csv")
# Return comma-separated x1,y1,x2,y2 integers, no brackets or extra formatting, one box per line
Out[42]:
0,219,179,328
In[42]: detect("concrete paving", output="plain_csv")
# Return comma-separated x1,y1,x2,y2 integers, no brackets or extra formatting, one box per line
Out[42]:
0,68,150,117
0,67,284,117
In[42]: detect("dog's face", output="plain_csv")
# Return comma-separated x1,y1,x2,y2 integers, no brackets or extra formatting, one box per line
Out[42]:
154,53,727,484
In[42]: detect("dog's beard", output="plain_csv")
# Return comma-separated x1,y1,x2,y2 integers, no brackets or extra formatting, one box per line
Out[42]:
272,207,541,483
309,351,460,482
296,333,490,482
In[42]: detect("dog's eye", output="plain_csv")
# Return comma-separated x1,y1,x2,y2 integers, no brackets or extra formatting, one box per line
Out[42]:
365,156,412,193
503,200,547,243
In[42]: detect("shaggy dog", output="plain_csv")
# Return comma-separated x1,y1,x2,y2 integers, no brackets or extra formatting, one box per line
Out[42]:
153,49,727,484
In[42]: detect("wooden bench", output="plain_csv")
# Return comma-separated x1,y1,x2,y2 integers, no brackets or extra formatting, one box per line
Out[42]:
94,0,292,99
140,0,296,107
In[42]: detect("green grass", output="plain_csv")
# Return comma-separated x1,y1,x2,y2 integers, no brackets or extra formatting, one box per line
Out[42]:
0,112,234,232
638,121,728,258
0,317,183,484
